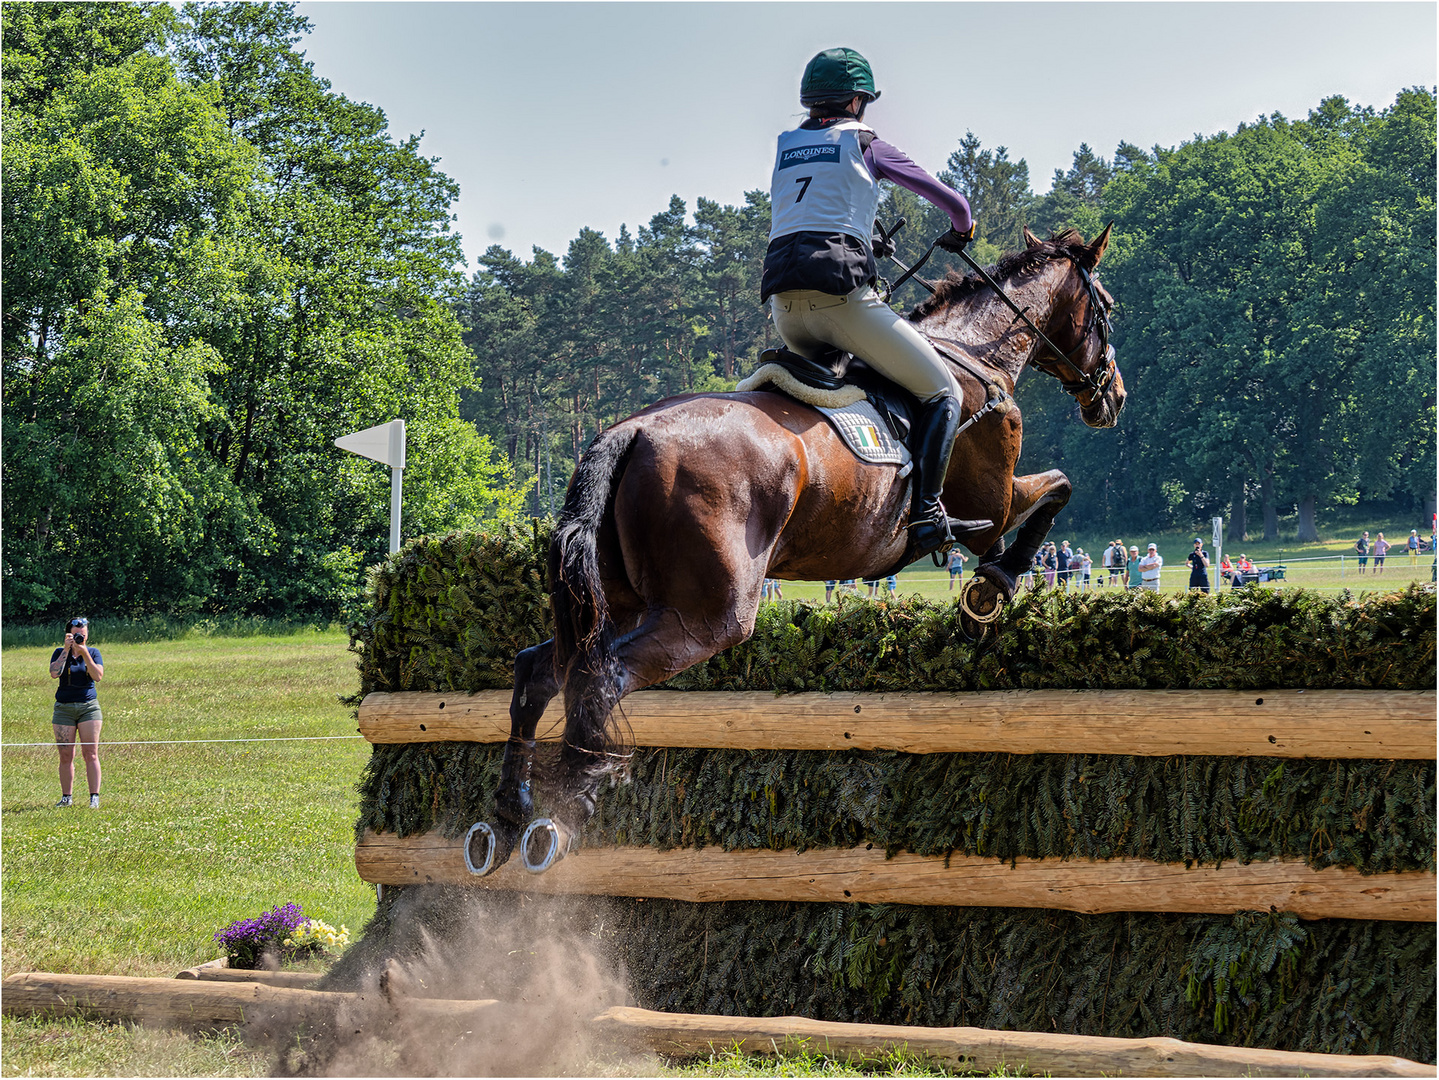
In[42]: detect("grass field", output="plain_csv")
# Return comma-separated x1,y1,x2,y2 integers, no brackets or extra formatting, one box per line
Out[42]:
0,626,987,1076
0,628,372,1076
769,523,1435,605
1,629,373,979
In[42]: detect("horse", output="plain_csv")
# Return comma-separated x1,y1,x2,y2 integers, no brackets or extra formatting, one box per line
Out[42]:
467,225,1125,875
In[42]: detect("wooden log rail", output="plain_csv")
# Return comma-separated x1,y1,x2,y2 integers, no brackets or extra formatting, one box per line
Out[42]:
0,971,496,1035
354,831,1436,922
3,973,1431,1077
357,688,1437,759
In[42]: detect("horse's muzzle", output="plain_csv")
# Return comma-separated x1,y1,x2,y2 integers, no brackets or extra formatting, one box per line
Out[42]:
1082,351,1126,428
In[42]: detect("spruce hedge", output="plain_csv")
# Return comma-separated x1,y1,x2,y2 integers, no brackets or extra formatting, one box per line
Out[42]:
340,524,1437,1062
346,523,1435,698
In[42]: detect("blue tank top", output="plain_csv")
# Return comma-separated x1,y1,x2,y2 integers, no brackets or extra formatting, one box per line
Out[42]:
52,647,101,703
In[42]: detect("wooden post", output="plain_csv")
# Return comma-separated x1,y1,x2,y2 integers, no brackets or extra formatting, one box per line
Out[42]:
2,974,1430,1077
594,1005,1435,1078
355,689,1437,759
0,972,496,1034
354,831,1436,922
174,966,324,989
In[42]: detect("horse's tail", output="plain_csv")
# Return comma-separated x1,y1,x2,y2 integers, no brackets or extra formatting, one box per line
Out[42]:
548,425,638,782
550,425,636,667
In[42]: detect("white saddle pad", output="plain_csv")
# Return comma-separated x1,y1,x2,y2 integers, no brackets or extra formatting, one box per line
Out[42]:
816,399,912,476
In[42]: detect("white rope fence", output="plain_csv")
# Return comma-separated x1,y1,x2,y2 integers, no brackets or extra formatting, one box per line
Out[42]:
1,734,364,749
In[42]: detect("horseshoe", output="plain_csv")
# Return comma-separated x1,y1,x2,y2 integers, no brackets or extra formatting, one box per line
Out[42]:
959,574,1005,625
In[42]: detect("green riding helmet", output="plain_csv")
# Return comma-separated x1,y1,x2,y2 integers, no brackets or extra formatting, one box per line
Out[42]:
800,47,881,106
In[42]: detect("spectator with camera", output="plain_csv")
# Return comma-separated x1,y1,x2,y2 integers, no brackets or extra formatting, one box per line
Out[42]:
1186,538,1211,594
49,617,104,809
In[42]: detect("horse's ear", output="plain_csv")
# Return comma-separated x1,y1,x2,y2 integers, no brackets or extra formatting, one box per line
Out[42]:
1083,222,1114,269
1023,226,1043,249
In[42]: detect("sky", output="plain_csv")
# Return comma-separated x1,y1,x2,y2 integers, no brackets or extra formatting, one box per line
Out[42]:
293,2,1436,270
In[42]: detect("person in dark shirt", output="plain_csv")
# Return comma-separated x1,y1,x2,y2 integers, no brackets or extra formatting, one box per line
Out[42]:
49,617,104,808
1186,539,1211,593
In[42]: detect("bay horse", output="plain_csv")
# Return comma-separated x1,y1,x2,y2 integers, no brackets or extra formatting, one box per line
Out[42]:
469,225,1125,875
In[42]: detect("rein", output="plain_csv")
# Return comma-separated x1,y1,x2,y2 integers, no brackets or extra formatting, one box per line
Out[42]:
879,224,1116,407
950,246,1116,405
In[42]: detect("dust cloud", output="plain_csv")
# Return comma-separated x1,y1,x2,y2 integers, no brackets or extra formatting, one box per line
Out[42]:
255,888,661,1077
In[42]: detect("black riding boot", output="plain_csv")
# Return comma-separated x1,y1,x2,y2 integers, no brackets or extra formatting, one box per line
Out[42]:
908,392,992,556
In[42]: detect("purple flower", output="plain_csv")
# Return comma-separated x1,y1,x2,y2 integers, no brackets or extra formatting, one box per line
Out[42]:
214,903,311,969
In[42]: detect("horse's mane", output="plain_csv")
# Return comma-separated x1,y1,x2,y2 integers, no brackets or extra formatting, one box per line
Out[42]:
906,228,1086,322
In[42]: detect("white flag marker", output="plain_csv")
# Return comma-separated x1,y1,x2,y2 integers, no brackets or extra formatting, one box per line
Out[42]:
336,420,406,553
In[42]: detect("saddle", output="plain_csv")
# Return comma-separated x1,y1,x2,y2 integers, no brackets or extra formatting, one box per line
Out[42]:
739,346,919,450
737,342,1013,457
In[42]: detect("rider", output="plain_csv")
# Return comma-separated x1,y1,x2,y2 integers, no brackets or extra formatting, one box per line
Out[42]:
763,47,989,557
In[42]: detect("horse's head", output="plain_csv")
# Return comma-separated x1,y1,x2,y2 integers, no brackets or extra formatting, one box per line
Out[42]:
1024,224,1126,428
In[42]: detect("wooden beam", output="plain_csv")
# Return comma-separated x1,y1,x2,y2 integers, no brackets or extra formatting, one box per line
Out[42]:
0,972,496,1034
356,689,1437,759
4,973,1430,1077
594,1005,1435,1078
355,830,1435,922
174,966,324,988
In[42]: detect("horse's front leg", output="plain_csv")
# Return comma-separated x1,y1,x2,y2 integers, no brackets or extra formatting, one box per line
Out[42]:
471,640,558,876
987,469,1072,591
959,471,1071,635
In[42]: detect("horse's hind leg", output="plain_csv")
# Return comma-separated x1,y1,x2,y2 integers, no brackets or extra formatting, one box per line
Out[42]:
551,587,763,835
472,640,559,875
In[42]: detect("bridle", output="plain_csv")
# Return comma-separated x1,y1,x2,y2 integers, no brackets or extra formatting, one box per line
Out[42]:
879,225,1118,407
951,245,1116,408
1025,261,1117,408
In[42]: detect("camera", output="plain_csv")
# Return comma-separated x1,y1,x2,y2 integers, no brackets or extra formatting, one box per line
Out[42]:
73,633,85,645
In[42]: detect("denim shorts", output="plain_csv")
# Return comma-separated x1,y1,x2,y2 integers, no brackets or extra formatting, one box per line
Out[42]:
53,700,102,728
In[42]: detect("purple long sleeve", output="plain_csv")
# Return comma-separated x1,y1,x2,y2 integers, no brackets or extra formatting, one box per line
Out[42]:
865,138,972,233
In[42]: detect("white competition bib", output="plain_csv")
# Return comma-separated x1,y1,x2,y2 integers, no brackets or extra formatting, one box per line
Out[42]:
769,120,880,246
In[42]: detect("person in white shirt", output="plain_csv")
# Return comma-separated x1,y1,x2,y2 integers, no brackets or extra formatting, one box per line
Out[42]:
1137,543,1163,591
1098,542,1114,588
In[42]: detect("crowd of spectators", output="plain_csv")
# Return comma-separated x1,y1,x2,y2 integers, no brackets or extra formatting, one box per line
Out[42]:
760,524,1436,603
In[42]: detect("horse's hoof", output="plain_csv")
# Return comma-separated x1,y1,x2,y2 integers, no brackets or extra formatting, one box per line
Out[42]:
520,818,574,874
959,574,1006,623
464,820,517,876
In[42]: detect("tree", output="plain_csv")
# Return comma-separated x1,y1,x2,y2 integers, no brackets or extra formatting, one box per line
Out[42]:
1097,91,1436,541
942,132,1033,253
693,191,771,378
2,40,262,617
1029,143,1114,239
3,2,524,620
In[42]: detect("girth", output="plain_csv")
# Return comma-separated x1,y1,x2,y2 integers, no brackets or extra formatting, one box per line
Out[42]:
924,333,1014,437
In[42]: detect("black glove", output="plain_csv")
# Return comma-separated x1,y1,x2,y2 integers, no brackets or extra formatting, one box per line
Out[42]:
935,222,977,254
872,232,896,260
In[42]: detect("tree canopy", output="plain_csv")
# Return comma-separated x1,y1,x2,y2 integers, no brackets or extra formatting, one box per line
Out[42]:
3,1,522,621
4,3,1432,622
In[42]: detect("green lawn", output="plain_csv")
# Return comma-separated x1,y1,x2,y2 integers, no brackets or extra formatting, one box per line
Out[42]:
1,629,375,980
766,521,1434,604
